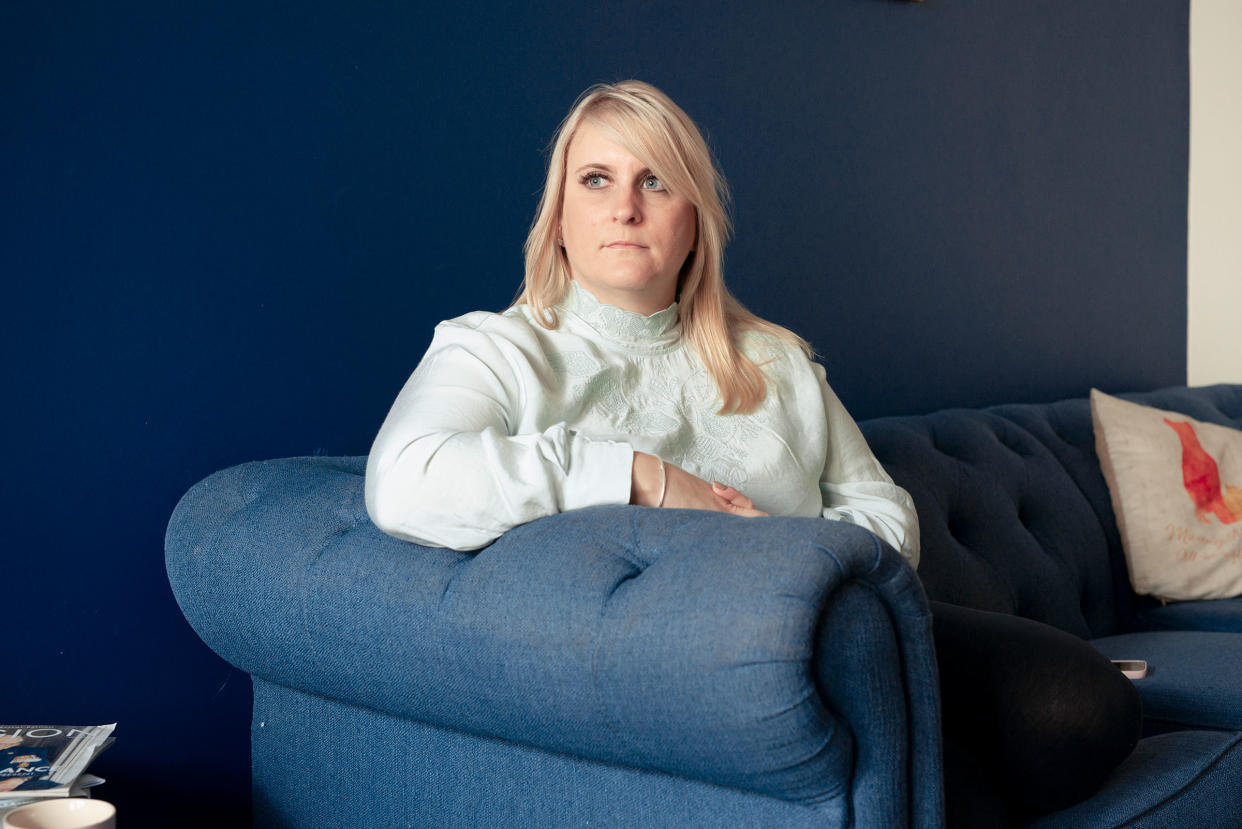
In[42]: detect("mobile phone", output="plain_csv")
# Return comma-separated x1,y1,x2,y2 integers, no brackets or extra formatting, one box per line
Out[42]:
1111,659,1148,679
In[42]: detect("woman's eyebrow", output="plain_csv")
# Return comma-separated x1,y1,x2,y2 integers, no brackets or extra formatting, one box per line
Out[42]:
572,163,655,179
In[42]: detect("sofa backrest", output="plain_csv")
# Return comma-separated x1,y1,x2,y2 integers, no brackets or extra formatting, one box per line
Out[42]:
860,385,1242,639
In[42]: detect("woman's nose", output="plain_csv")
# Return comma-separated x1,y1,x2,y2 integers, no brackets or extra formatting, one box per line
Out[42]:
612,187,642,223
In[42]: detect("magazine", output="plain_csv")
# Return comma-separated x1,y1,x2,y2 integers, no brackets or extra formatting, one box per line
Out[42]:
0,725,115,800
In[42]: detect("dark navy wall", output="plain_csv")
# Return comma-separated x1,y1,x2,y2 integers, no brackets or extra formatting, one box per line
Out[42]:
3,1,1187,824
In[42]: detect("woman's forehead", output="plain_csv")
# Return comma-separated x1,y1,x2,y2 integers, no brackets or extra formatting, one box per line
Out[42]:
567,122,645,167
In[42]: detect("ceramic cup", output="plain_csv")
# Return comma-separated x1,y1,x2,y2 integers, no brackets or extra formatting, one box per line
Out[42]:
2,799,115,829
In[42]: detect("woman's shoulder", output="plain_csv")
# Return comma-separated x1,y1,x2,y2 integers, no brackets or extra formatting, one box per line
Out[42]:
434,305,544,342
428,305,565,369
737,326,816,374
734,326,835,412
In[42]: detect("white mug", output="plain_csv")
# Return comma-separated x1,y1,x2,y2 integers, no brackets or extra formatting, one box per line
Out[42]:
2,799,115,829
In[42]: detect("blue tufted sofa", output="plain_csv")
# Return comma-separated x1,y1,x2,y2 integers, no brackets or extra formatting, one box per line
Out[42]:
166,383,1242,828
861,383,1242,827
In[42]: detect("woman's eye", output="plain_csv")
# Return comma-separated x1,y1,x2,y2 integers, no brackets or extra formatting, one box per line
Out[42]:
641,175,664,190
584,173,607,188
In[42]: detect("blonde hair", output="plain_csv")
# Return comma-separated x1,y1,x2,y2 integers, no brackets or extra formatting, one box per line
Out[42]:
518,80,810,414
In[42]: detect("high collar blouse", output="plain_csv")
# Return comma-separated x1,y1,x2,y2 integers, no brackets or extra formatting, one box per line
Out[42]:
559,280,683,352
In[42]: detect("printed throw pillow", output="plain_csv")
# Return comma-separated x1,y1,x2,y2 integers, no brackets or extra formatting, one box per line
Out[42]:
1091,389,1242,601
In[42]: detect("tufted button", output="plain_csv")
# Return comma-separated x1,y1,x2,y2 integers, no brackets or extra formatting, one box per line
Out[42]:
946,512,972,547
1016,500,1032,528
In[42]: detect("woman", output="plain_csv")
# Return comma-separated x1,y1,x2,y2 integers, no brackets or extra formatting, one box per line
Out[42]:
366,80,1138,825
366,80,917,560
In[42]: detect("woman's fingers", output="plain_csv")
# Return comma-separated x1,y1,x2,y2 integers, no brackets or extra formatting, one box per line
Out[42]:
712,481,766,514
656,463,767,516
709,480,767,516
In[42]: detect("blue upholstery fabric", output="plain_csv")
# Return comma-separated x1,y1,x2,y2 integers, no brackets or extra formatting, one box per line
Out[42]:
857,384,1242,827
167,384,1242,827
1026,730,1242,829
1134,596,1242,632
166,457,942,827
251,678,849,829
861,384,1242,638
1091,632,1242,730
861,410,1117,636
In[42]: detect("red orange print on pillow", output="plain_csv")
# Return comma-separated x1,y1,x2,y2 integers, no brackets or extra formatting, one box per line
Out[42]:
1165,418,1242,524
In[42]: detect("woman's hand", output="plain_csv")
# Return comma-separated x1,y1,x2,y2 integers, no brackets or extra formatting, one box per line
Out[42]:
631,452,768,516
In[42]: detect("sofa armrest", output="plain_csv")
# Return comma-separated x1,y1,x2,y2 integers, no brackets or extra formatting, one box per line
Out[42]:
166,457,940,822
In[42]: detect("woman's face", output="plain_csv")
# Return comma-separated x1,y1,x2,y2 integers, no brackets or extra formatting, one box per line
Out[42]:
559,121,697,315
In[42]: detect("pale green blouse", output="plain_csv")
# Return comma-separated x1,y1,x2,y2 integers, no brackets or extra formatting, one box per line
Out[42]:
366,281,920,564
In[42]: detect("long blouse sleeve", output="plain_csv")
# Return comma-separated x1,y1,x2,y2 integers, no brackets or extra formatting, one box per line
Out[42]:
365,314,635,551
813,364,922,568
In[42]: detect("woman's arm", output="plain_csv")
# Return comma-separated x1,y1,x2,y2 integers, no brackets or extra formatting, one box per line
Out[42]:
366,318,635,550
368,315,771,550
815,366,921,568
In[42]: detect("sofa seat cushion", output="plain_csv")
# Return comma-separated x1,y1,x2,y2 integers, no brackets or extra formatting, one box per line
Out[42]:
1025,729,1242,828
1134,596,1242,632
1091,631,1242,730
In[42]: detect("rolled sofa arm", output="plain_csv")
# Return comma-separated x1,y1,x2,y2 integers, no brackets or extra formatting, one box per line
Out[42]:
166,457,940,824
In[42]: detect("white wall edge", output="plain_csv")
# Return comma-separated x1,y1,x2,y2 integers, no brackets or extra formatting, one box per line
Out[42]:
1187,0,1242,386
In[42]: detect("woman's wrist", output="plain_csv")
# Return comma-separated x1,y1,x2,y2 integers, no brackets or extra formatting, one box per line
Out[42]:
630,451,665,507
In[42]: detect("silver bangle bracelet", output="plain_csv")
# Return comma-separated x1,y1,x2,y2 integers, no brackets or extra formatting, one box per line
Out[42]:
656,456,667,508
